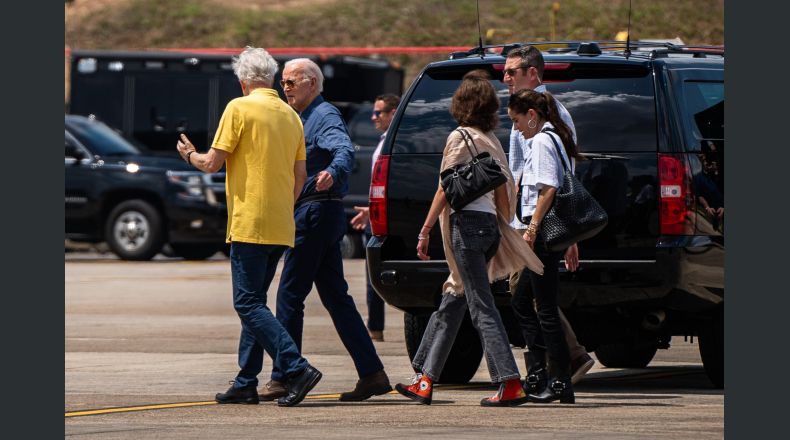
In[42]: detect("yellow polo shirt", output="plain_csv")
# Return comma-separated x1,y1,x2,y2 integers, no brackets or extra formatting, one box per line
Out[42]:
211,88,306,247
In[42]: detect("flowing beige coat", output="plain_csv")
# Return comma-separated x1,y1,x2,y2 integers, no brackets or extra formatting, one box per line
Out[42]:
439,127,544,297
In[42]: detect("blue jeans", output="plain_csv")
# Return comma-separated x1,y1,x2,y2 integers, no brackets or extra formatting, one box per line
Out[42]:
231,242,309,388
364,230,385,332
271,201,384,382
411,211,521,383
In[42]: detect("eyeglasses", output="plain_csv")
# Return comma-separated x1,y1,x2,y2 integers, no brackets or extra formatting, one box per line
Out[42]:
279,78,305,88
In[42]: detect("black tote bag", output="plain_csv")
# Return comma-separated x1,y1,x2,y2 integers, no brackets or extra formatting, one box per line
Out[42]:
533,130,608,252
440,128,507,211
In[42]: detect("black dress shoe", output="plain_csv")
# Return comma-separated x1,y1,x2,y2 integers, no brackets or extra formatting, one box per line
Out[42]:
215,382,259,404
339,370,392,401
277,365,322,407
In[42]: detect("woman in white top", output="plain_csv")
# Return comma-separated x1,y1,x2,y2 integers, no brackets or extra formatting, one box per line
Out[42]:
507,89,583,404
394,70,543,407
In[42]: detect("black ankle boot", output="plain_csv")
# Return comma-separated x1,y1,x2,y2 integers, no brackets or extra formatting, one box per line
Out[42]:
530,361,575,404
523,351,548,396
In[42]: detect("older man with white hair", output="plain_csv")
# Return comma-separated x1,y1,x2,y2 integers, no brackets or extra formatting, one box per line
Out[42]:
259,58,392,403
176,47,321,407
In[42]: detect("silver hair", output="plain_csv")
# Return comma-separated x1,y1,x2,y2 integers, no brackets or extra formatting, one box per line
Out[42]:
232,47,278,86
284,58,324,93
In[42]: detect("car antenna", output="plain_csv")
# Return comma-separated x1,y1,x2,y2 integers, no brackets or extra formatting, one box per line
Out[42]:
624,0,633,59
475,0,485,58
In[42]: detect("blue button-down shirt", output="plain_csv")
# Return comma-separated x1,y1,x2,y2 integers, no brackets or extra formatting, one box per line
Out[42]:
298,95,355,198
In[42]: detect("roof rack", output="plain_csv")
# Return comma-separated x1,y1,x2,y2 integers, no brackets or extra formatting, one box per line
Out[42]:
448,40,723,60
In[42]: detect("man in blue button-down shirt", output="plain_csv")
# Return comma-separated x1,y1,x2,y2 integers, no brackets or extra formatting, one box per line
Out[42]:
262,58,392,403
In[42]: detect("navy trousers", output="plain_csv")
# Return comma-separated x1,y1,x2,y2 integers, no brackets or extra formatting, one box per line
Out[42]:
271,201,384,383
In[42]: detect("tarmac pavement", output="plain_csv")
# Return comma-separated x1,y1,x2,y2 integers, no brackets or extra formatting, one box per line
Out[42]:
65,253,724,439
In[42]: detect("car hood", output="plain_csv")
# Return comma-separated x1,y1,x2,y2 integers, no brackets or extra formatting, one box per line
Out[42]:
102,154,193,171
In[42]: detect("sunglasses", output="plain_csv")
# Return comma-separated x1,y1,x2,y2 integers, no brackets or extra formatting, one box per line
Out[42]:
372,109,392,118
279,78,305,88
503,66,533,77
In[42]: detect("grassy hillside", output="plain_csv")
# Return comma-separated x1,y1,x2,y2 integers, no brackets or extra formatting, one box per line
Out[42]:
65,0,724,86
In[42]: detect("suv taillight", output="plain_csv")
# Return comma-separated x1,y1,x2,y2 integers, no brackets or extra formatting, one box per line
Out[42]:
369,154,390,236
658,154,695,235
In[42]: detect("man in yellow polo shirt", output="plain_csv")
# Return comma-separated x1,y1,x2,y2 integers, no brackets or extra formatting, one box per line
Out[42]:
176,47,321,407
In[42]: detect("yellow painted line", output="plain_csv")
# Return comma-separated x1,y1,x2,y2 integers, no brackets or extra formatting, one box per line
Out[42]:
65,401,217,417
65,384,495,418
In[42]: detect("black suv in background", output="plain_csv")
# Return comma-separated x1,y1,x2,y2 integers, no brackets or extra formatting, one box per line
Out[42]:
65,115,227,260
367,42,724,387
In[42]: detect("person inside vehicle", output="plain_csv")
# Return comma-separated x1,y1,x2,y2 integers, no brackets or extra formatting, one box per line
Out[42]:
507,88,584,404
394,70,543,407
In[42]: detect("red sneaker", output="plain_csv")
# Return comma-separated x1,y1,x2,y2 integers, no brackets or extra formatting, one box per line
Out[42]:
394,373,433,405
480,378,529,407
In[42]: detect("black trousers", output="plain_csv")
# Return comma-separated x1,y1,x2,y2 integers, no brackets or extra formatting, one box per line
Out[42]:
511,245,571,377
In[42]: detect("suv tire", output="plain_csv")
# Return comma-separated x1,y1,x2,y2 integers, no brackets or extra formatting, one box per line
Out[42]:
595,340,658,368
403,311,483,384
105,200,164,261
698,306,724,388
171,243,220,260
340,233,364,259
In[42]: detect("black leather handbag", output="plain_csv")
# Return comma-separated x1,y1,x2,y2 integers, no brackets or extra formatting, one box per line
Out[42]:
440,128,507,211
533,130,608,252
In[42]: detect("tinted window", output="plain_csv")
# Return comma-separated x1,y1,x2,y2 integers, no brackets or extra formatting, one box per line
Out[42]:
681,81,723,147
392,70,512,154
67,119,140,156
547,77,657,152
393,65,657,154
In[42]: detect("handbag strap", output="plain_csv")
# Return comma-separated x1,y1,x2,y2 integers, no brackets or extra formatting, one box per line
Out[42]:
540,127,571,174
455,128,481,158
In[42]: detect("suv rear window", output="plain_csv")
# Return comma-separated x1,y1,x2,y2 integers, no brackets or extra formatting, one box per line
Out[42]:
392,64,657,154
391,69,512,155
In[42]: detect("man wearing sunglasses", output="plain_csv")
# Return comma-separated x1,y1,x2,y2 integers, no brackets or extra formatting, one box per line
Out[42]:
502,45,596,393
350,93,401,342
260,58,392,403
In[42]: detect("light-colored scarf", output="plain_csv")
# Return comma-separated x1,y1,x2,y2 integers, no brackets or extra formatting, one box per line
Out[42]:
439,126,544,297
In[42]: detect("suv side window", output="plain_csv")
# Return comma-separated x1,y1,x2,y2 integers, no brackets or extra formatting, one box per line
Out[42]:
392,69,512,154
680,80,723,150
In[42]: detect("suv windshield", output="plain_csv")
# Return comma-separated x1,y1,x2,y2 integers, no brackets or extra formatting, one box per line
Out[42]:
67,118,140,157
392,64,657,154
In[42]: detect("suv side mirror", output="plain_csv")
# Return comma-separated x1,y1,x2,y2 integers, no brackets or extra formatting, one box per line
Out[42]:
65,141,86,165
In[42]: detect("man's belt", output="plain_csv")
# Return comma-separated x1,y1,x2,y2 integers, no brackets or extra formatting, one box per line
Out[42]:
295,193,344,206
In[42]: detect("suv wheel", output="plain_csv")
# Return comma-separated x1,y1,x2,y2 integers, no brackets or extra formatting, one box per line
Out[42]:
698,306,724,388
340,233,364,259
594,340,658,368
105,200,164,261
171,243,220,260
403,311,483,383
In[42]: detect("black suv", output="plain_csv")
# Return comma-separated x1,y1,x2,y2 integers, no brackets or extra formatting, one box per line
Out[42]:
65,115,227,260
366,42,724,387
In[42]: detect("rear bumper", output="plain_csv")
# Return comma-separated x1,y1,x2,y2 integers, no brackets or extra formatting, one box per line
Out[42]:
367,235,724,313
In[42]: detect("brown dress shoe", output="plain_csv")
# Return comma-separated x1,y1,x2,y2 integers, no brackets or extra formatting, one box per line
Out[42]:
338,370,392,401
259,380,287,401
368,330,384,342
